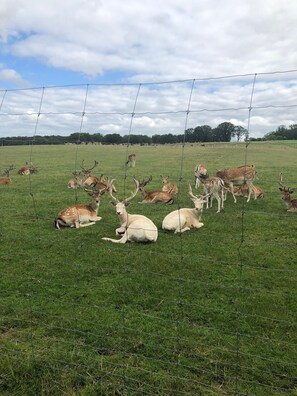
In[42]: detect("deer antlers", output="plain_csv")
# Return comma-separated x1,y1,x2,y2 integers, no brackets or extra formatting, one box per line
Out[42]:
279,173,294,193
107,178,139,204
80,160,98,174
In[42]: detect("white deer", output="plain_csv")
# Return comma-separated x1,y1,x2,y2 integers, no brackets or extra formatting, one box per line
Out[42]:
55,187,107,229
162,184,208,233
102,179,158,243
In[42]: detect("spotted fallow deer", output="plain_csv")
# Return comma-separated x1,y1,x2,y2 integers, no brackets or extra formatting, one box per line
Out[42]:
194,168,224,213
162,184,208,233
0,165,14,185
102,179,158,243
279,173,297,213
160,175,179,196
126,154,136,167
233,184,264,200
55,186,107,229
80,160,99,187
194,164,207,188
216,164,256,203
138,176,174,204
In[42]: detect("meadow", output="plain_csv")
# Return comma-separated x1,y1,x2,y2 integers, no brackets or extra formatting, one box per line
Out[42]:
0,141,296,395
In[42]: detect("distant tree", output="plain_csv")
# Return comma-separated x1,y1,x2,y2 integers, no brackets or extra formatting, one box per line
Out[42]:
212,122,235,142
233,126,248,142
102,133,123,144
192,125,213,142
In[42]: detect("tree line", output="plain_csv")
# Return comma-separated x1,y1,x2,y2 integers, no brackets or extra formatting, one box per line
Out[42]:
0,122,296,146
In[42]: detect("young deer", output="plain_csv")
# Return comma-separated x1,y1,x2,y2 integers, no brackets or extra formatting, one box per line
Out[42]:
216,164,256,203
162,184,208,233
194,164,207,188
102,179,158,243
0,165,14,185
194,168,224,213
160,175,179,196
138,176,174,204
126,154,136,167
279,174,297,213
55,187,107,229
80,160,99,187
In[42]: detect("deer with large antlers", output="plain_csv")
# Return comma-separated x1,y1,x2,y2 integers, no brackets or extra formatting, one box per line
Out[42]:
216,164,256,203
0,165,14,185
102,179,158,243
162,184,208,233
138,176,174,204
55,186,107,229
160,175,179,196
80,160,99,187
279,173,297,212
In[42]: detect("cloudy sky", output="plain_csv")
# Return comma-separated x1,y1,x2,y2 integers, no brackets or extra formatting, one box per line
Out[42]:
1,0,297,138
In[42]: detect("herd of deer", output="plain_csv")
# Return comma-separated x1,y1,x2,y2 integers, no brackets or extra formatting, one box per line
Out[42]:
1,157,296,244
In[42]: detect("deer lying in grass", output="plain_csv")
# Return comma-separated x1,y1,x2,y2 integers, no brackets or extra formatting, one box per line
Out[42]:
162,184,208,233
0,165,14,185
80,160,99,187
138,176,174,204
102,179,158,243
18,162,38,175
67,171,84,189
126,154,136,167
55,186,107,229
160,175,179,196
194,164,207,188
233,184,264,200
279,173,297,213
93,174,117,193
194,168,224,213
216,164,256,203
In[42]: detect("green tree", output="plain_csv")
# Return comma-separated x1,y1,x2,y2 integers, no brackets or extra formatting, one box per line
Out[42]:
212,122,235,142
233,125,248,142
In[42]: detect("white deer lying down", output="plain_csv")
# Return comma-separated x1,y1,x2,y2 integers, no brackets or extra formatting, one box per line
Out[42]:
162,184,208,233
102,179,158,243
55,187,107,229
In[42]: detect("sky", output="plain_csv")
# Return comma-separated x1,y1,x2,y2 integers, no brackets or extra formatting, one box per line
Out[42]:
0,0,297,138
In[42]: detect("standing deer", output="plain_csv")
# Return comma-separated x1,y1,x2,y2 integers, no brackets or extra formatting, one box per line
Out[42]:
138,176,174,204
160,175,179,196
55,186,107,229
279,173,297,212
102,179,158,243
195,164,207,188
80,160,99,187
216,164,256,203
126,154,136,167
194,167,224,213
162,184,208,233
0,165,14,185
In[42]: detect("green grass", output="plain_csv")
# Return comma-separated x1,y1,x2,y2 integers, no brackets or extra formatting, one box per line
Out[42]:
0,142,296,395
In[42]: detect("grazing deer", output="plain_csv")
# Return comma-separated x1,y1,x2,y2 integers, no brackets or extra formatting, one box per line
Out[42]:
160,175,179,196
162,184,208,233
233,184,264,200
67,171,84,189
55,187,107,229
279,173,297,213
0,165,14,185
216,164,256,203
126,154,136,167
80,160,99,187
18,162,38,175
138,176,174,204
195,164,207,188
102,179,158,243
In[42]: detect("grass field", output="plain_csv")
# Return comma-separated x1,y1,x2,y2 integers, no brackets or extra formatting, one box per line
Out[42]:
0,141,296,395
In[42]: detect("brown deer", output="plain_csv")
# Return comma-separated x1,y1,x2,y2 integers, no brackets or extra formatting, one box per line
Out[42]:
0,165,14,185
138,176,174,204
67,171,84,189
279,173,297,213
80,160,99,187
160,175,179,196
194,164,207,188
18,162,38,175
216,164,257,203
126,154,136,167
55,186,107,229
233,184,264,200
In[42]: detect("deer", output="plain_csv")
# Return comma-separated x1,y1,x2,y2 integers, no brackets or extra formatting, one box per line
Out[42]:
0,165,14,185
160,175,179,196
216,164,257,203
18,162,38,175
194,167,224,213
93,174,117,193
279,173,297,213
162,184,208,233
138,176,174,204
67,171,84,189
102,179,158,243
233,184,264,200
194,164,207,188
126,154,136,167
80,160,99,187
55,186,107,229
